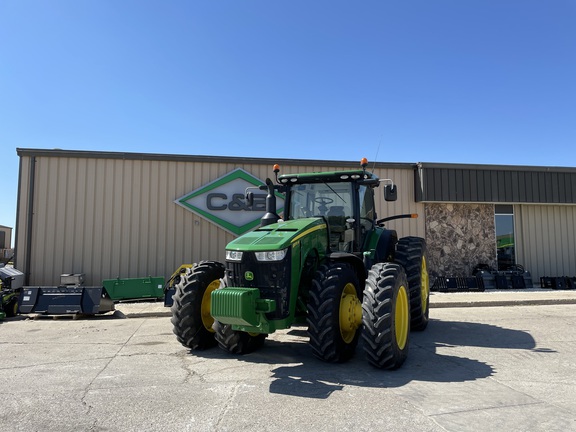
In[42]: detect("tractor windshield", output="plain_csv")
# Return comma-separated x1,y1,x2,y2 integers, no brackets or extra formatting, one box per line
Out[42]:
288,182,353,221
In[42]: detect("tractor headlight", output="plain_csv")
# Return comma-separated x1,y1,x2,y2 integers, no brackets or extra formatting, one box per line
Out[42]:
254,248,288,262
226,250,244,261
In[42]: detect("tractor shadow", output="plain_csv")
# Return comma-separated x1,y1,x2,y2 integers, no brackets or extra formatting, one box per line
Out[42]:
269,319,542,398
188,319,547,399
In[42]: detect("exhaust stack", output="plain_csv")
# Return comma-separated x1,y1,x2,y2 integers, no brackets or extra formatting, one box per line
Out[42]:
260,178,279,227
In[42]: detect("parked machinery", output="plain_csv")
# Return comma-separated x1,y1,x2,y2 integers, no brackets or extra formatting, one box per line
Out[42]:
0,265,24,318
171,159,429,369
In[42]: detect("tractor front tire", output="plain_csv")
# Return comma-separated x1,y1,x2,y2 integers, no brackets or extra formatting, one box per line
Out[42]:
396,236,429,331
214,321,266,355
4,295,18,317
307,262,363,363
362,262,410,369
171,261,225,350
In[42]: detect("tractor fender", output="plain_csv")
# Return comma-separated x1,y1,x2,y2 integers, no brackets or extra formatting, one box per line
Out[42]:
327,251,368,286
374,229,398,263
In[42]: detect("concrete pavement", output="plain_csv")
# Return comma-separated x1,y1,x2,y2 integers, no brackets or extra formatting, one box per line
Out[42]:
1,300,576,431
429,288,576,308
108,288,576,318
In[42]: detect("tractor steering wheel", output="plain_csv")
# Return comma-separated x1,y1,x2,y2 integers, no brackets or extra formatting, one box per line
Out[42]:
314,197,334,206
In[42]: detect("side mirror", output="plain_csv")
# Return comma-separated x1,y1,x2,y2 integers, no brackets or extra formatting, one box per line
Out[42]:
384,184,397,201
245,191,254,207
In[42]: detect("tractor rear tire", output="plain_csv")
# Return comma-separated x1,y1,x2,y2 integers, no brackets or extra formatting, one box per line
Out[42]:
307,262,363,363
362,262,410,369
396,236,429,331
171,261,225,350
214,321,266,354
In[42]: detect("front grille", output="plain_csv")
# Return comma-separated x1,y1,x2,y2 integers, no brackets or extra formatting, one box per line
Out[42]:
226,252,292,320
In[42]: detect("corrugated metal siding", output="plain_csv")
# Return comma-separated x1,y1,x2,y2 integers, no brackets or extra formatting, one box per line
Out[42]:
515,204,576,282
418,166,576,203
375,167,425,237
16,154,422,285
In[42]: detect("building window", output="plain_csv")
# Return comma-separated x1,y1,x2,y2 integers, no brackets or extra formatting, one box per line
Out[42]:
495,205,515,270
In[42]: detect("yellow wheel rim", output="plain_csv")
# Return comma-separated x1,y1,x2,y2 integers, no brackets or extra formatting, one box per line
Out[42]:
421,256,429,313
339,283,362,344
201,280,220,332
395,285,409,350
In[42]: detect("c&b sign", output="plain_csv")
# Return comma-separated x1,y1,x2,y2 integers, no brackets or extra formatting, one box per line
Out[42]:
175,168,285,236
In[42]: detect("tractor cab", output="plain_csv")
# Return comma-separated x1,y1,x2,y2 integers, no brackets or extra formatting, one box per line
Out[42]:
280,173,377,253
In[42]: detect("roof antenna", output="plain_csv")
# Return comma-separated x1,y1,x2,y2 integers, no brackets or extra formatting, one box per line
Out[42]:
372,135,383,172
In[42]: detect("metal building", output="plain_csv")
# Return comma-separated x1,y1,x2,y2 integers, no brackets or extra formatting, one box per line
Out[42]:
0,224,13,262
15,148,576,286
416,162,576,282
15,149,423,286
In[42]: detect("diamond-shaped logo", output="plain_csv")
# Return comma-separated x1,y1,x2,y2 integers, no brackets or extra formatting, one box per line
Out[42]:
175,168,284,236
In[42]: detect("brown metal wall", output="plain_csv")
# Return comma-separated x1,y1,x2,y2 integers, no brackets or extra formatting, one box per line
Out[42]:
16,154,423,285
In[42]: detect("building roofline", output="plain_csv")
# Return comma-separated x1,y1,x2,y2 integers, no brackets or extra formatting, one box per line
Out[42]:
16,148,416,170
417,161,576,173
17,148,576,173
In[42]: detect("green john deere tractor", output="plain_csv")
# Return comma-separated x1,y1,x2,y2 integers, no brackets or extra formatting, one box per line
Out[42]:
171,158,429,369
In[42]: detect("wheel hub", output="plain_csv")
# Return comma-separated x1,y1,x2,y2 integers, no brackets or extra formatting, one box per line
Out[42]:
395,285,409,350
201,280,221,333
421,257,429,312
339,284,362,343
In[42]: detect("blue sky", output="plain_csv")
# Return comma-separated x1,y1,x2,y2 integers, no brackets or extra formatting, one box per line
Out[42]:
1,1,575,241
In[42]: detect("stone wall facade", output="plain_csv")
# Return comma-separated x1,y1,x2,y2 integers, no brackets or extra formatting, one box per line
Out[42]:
425,203,497,278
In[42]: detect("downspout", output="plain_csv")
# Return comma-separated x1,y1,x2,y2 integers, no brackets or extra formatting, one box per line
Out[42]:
414,163,423,202
23,156,36,285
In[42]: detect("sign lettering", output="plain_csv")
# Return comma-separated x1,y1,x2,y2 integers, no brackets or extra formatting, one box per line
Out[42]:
175,168,284,236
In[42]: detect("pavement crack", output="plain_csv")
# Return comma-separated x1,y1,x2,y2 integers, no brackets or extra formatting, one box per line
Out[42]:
79,320,147,405
0,356,118,371
177,351,200,384
214,381,241,431
431,401,545,418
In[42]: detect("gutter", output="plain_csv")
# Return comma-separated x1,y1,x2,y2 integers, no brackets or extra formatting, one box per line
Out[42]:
23,156,36,285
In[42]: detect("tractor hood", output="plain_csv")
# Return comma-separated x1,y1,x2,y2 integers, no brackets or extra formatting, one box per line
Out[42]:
226,218,327,251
